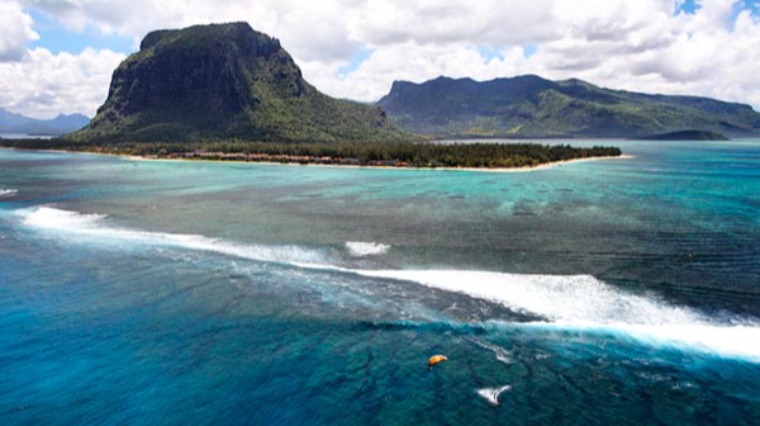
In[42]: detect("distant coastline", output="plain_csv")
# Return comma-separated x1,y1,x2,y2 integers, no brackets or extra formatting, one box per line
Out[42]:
436,154,635,173
0,143,630,173
123,151,634,172
129,143,625,171
0,138,624,172
0,133,56,140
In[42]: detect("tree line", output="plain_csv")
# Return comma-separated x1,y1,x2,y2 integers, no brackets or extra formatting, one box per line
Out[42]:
0,137,621,169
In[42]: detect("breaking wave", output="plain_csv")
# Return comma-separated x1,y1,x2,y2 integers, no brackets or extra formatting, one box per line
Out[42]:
350,269,760,362
17,206,329,266
477,385,511,406
16,206,760,362
345,241,391,257
0,189,18,197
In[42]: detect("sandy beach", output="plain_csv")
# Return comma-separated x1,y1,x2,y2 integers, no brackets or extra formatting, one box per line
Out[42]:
125,153,635,173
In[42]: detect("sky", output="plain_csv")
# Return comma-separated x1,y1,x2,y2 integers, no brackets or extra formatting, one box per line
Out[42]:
1,0,759,119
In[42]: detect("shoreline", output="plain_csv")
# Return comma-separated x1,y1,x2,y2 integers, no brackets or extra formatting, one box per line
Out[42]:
124,153,634,172
433,154,635,173
0,145,633,172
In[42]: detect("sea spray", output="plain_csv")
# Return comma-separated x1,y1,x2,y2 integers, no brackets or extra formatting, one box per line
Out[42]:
353,269,760,362
477,385,512,406
18,206,331,266
345,241,391,257
510,321,760,363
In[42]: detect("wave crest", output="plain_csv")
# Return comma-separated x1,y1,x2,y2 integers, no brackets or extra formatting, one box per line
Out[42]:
345,241,390,257
352,269,760,362
15,206,760,362
0,189,18,197
17,207,329,266
477,385,511,406
21,206,106,228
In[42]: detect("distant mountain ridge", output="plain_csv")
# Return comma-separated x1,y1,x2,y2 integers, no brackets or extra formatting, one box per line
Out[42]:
0,108,89,135
377,75,760,138
70,22,413,144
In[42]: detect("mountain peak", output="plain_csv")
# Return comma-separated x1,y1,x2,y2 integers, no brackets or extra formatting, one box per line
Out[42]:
72,23,410,143
139,22,261,51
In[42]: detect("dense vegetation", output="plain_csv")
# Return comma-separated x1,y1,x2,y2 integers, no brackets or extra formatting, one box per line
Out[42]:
70,22,416,144
378,76,760,139
0,138,621,169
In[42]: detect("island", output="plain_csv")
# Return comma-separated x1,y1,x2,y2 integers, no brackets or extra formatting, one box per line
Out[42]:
3,22,760,168
0,137,621,170
0,22,623,170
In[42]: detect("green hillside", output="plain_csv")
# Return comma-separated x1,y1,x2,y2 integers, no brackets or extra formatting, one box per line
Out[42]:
377,75,760,138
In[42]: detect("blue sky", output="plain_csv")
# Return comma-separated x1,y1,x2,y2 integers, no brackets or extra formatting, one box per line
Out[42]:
28,9,134,55
1,0,760,118
677,0,702,13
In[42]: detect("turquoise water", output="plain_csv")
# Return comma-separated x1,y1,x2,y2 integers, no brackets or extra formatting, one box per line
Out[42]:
1,141,759,424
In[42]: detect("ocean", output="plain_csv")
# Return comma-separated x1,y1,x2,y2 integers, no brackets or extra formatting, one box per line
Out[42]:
1,140,759,425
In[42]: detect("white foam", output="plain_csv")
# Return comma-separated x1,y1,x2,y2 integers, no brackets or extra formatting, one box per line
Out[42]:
467,337,512,364
16,207,760,362
517,321,760,362
345,241,390,257
22,206,106,228
0,189,18,197
350,270,698,324
477,385,511,406
18,207,329,266
350,269,760,362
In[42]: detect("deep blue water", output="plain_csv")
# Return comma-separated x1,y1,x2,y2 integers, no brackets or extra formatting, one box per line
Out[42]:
1,141,759,425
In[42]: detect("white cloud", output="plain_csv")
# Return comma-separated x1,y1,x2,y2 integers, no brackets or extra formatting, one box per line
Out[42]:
303,42,534,103
0,0,38,61
520,1,760,110
346,0,558,47
24,0,364,62
0,47,125,118
307,0,760,109
3,0,760,116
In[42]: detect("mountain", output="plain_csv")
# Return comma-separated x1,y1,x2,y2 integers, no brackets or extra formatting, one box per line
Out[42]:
377,75,760,139
70,22,412,144
0,108,89,135
640,130,730,141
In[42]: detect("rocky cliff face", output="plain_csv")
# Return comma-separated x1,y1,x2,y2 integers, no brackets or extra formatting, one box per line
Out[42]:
72,22,409,143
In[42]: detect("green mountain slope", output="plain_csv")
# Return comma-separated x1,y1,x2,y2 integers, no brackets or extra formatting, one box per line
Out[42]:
377,75,760,138
70,23,412,144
